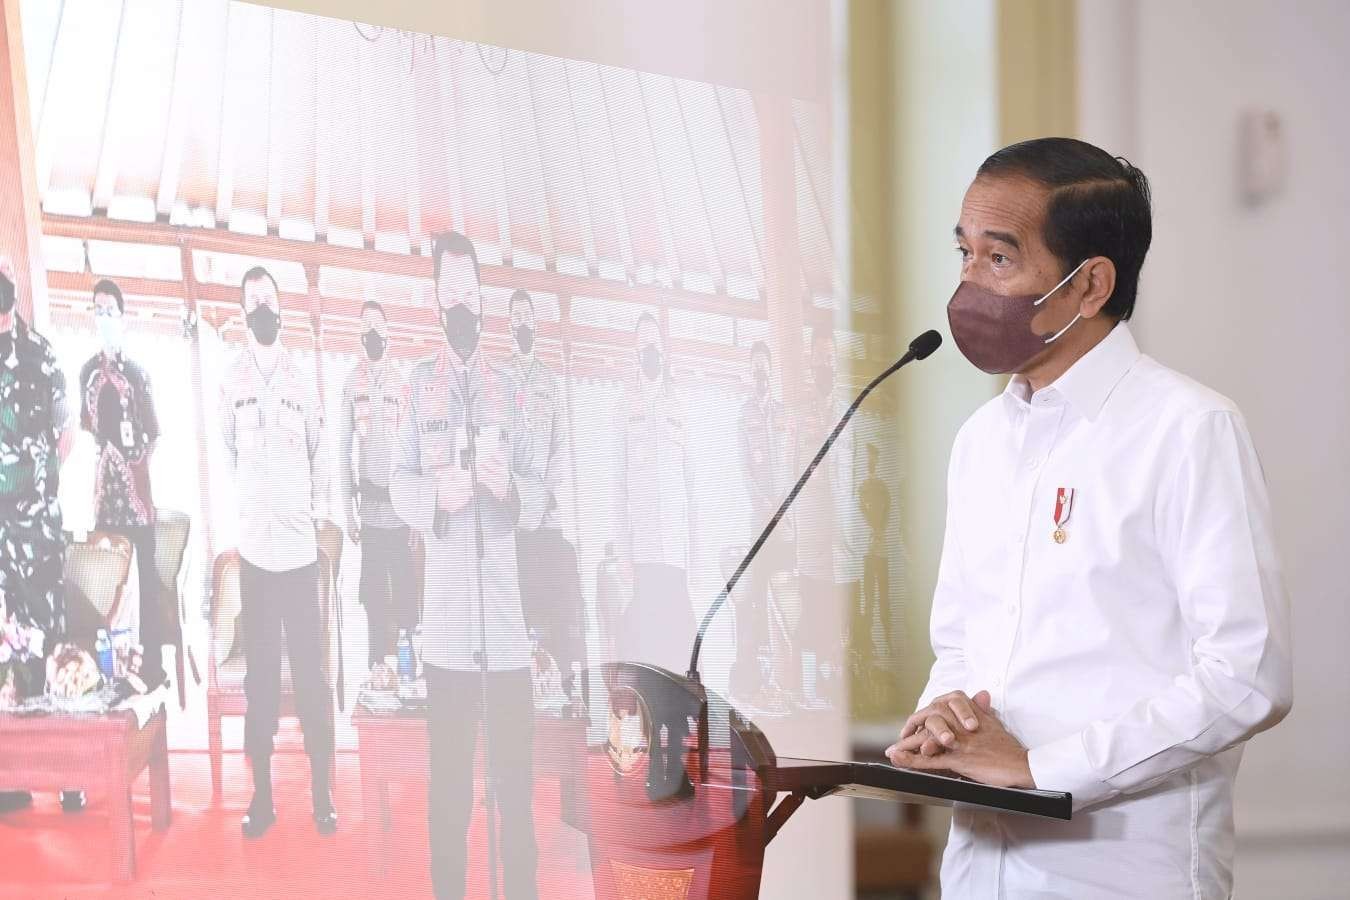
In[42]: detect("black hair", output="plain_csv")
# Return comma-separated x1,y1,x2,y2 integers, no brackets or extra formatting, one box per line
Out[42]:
431,231,481,286
240,265,279,306
749,339,771,363
976,137,1152,320
508,288,533,316
92,278,124,314
360,299,386,319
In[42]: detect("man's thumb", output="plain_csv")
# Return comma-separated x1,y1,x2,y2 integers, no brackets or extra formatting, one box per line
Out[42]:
974,690,993,713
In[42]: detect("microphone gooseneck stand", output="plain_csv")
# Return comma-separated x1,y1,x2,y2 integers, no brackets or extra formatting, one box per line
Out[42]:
686,329,944,685
460,364,500,900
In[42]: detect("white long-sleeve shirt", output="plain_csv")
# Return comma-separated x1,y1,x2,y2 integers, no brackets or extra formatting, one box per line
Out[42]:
219,347,329,573
919,323,1292,899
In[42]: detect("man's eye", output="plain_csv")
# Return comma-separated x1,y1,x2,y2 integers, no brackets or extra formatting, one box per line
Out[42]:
956,246,971,260
992,253,1010,266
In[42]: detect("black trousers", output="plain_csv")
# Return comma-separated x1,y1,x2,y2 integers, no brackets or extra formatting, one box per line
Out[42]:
426,664,536,900
729,537,791,698
515,528,585,693
358,523,417,665
239,559,333,761
860,552,891,653
102,524,165,685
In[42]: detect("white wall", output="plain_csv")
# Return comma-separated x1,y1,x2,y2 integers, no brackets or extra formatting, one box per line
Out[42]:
1078,2,1350,896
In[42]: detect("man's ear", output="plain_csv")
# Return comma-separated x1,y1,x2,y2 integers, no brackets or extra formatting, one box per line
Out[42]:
1079,257,1117,318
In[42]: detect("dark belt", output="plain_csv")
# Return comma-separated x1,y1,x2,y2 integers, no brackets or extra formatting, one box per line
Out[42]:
357,479,391,503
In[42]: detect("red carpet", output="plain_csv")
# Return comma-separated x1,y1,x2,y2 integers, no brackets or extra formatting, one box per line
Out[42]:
0,748,596,899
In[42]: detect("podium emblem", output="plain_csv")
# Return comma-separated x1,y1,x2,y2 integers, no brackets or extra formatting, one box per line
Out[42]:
605,685,651,776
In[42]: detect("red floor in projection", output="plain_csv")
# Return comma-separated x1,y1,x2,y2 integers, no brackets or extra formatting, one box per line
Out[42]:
0,748,596,899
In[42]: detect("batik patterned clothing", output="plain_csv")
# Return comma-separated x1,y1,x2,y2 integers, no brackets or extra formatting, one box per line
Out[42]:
0,318,70,637
79,352,160,529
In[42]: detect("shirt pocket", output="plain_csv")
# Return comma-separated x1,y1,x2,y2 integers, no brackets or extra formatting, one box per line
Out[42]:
276,403,307,456
235,402,264,453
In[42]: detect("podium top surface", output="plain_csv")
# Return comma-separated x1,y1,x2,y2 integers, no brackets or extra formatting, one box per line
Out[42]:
771,757,1072,820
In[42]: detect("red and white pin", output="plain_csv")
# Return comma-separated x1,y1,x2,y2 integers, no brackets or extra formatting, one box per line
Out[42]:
1052,487,1075,544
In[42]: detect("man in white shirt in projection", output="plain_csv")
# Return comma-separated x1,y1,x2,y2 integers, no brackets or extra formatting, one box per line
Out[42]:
220,266,336,839
885,137,1292,898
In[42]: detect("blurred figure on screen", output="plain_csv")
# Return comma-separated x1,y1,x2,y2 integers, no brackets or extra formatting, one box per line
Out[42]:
77,278,168,690
730,339,793,705
219,266,336,839
792,325,849,706
856,443,892,659
0,254,82,814
613,311,698,674
505,288,586,704
390,232,538,900
339,299,417,668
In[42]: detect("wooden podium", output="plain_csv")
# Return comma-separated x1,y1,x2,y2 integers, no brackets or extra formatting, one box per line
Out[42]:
564,662,1070,900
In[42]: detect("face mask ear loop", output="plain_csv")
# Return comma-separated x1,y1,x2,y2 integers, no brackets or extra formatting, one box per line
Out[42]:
1032,258,1090,307
1032,258,1089,343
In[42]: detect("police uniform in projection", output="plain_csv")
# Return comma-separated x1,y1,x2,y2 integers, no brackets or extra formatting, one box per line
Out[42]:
78,350,167,685
390,348,543,900
0,316,69,669
219,348,334,775
506,356,585,693
732,388,793,698
792,377,856,702
613,378,698,674
339,356,416,665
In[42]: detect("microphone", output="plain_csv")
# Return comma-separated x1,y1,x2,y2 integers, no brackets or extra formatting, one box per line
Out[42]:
686,329,942,683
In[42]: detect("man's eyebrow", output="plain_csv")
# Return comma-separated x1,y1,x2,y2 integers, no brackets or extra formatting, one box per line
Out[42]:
983,230,1021,250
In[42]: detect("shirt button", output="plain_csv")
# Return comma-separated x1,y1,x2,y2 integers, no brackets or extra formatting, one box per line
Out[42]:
992,676,1002,688
1006,603,1016,616
1025,457,1040,469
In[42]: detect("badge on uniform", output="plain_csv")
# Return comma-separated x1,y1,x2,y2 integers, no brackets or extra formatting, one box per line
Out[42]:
1052,487,1075,544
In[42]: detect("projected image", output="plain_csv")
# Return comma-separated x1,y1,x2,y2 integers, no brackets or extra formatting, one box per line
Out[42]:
0,2,904,897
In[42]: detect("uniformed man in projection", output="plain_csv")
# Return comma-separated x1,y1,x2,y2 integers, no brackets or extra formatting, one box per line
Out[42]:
731,339,793,704
219,266,336,838
792,324,854,706
504,288,585,701
339,299,416,668
856,442,892,659
0,254,83,815
391,232,541,900
78,278,168,691
613,311,698,674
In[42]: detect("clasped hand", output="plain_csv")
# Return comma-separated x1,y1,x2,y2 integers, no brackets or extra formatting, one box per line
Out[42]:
884,690,1036,789
435,446,510,513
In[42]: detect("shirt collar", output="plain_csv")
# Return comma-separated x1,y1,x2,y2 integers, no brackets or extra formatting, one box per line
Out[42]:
1002,322,1141,423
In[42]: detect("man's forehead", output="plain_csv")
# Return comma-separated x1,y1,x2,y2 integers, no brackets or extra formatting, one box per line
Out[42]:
957,175,1049,247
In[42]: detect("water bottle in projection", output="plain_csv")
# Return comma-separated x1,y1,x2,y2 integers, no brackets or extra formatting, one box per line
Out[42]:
95,628,114,679
397,629,414,683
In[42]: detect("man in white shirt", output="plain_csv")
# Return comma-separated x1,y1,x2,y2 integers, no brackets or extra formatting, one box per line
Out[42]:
220,266,336,839
885,137,1292,898
390,232,542,899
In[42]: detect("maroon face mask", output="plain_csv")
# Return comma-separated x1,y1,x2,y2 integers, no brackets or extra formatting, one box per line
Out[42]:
946,259,1087,374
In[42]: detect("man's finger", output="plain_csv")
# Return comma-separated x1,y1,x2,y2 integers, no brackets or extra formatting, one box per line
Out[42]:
973,689,993,713
897,730,931,753
900,710,931,740
924,713,959,747
920,736,945,757
948,695,980,731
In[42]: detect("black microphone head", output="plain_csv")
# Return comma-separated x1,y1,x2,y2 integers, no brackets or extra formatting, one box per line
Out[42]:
910,329,942,360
